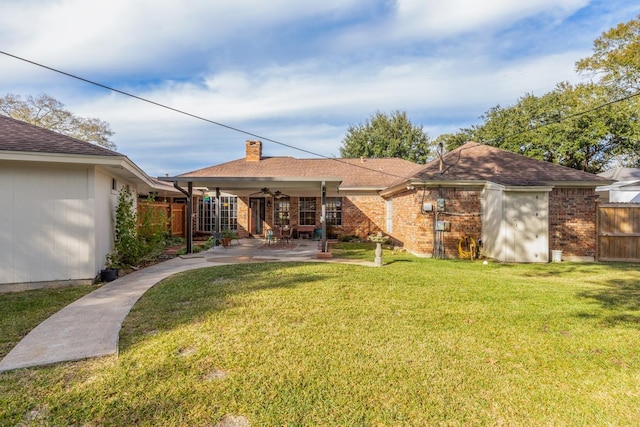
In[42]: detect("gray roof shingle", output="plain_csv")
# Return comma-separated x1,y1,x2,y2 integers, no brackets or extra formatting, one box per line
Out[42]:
411,142,611,186
179,156,424,188
0,114,121,157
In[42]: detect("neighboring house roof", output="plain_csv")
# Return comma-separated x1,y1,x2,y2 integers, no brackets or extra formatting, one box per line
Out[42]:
178,156,424,190
596,167,640,200
598,167,640,182
405,142,612,188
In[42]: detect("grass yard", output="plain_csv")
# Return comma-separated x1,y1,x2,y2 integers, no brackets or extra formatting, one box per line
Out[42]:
1,246,639,425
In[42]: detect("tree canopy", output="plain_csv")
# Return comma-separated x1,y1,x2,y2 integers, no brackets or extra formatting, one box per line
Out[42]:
0,93,116,150
576,14,640,92
340,110,432,164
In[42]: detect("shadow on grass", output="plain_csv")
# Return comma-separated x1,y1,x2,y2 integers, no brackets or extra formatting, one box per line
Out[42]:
384,259,415,266
577,272,640,328
119,262,351,349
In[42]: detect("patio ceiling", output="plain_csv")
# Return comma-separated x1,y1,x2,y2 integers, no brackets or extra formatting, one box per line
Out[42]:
159,176,343,197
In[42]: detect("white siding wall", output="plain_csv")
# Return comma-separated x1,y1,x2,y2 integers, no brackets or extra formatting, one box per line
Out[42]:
0,164,96,284
609,188,640,203
94,170,118,273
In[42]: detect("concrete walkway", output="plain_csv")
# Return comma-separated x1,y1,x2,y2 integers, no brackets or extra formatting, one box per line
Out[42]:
0,238,347,372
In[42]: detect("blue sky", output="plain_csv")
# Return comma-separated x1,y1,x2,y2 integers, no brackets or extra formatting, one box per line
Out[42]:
1,0,639,177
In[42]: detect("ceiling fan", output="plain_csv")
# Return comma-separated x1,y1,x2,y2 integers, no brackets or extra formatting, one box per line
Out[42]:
249,187,271,197
248,188,289,199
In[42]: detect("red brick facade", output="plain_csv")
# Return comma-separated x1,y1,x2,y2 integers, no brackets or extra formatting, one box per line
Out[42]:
227,185,598,261
548,187,598,259
389,187,483,256
234,195,387,239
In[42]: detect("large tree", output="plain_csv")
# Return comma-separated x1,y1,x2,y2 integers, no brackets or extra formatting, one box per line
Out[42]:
0,93,116,150
475,83,639,172
340,110,432,163
576,14,640,92
439,16,640,172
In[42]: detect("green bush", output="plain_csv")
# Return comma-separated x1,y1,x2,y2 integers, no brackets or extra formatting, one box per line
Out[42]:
109,189,170,268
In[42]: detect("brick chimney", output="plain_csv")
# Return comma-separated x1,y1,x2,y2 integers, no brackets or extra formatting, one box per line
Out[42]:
246,140,262,162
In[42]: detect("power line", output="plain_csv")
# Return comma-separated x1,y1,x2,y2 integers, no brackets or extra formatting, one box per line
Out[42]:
3,50,638,178
0,50,410,180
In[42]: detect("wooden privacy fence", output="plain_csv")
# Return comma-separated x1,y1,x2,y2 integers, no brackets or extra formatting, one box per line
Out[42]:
137,201,187,237
597,203,640,262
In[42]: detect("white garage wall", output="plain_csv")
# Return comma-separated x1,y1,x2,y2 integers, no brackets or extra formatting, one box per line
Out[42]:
0,164,96,285
94,169,118,273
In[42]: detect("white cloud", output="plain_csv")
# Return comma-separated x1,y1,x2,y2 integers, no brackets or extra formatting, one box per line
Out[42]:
391,0,589,38
0,0,367,72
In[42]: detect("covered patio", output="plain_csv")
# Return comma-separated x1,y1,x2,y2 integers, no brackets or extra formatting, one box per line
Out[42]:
160,175,342,255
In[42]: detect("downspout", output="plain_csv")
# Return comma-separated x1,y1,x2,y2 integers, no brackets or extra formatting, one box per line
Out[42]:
321,180,327,252
173,181,193,254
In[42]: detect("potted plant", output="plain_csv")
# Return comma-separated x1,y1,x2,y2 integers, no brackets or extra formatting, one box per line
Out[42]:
100,253,121,282
221,229,236,247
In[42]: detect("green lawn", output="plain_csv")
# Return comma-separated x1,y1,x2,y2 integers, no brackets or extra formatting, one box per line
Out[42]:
1,247,639,425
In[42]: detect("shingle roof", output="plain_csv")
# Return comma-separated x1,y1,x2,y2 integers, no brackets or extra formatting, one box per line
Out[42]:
598,167,640,182
411,141,611,186
0,114,121,157
179,156,424,188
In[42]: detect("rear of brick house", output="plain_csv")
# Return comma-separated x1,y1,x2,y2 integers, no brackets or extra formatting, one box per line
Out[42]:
381,142,610,262
173,140,610,262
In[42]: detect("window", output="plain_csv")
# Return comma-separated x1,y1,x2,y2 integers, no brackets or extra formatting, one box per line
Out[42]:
325,197,343,226
299,197,317,226
274,198,290,226
219,196,238,231
198,195,238,232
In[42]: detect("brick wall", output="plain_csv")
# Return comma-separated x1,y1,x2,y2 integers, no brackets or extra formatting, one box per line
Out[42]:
390,189,432,253
237,197,250,237
342,195,385,237
390,187,483,256
549,187,597,259
245,140,262,162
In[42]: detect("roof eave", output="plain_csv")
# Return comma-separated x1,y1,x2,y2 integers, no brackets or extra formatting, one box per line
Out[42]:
0,150,123,165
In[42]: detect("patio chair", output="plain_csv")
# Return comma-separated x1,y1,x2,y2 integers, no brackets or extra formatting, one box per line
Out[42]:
280,225,294,246
265,229,276,246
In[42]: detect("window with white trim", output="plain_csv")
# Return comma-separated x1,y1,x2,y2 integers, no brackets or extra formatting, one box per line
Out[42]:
325,197,343,226
274,198,291,226
198,195,238,232
299,197,317,226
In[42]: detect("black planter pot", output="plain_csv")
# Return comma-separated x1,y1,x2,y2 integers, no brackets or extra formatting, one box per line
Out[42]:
100,268,119,282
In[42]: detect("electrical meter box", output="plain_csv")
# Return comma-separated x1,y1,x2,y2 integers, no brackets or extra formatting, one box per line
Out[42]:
435,221,451,231
436,198,446,211
422,202,433,212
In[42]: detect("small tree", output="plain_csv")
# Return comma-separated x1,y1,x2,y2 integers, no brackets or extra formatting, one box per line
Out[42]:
110,186,138,267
